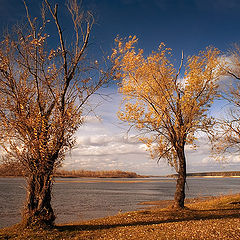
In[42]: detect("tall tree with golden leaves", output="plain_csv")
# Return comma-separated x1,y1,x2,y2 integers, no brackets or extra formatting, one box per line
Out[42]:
0,0,112,227
112,36,220,208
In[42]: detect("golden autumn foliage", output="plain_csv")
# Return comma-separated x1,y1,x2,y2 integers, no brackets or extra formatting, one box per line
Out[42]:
112,36,221,208
0,0,111,227
112,36,220,169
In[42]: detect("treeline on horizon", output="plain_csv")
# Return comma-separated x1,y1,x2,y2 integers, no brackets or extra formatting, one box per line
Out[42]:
168,171,240,177
55,169,143,178
0,163,143,178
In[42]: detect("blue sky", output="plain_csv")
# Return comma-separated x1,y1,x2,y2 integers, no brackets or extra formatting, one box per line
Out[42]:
1,0,240,175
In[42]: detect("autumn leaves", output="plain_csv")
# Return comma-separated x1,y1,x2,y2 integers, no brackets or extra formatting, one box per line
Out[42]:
111,36,232,208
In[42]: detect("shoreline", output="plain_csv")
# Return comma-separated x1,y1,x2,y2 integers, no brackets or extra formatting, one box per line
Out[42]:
1,193,240,239
188,175,240,178
137,194,238,210
1,175,240,179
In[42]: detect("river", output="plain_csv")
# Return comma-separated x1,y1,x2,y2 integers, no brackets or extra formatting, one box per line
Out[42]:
0,177,239,228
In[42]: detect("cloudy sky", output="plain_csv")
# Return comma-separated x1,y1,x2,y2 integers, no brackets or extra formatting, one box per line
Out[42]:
1,0,240,175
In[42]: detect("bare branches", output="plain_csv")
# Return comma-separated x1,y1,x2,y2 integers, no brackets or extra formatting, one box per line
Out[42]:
0,0,109,171
227,70,240,80
175,50,184,84
44,0,94,114
211,45,240,160
45,0,67,82
23,0,35,35
0,0,111,226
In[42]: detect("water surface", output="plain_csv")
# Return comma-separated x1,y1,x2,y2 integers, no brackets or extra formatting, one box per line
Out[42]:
0,177,239,228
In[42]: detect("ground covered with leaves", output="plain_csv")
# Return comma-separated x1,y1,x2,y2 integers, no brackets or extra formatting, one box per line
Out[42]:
1,194,240,239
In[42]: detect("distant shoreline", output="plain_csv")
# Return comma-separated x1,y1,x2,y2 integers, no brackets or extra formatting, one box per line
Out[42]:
166,171,240,178
1,174,240,179
189,175,240,178
0,166,147,178
1,163,240,178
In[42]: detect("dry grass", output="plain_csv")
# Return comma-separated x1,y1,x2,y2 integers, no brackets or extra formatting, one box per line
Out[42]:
1,194,240,239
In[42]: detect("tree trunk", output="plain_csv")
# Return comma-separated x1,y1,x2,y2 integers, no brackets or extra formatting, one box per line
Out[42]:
174,146,186,209
22,172,55,228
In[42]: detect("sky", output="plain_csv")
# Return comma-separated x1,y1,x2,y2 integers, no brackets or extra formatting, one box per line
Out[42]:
1,0,240,175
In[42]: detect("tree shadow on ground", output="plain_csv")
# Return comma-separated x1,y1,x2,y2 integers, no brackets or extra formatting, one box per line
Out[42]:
56,206,240,233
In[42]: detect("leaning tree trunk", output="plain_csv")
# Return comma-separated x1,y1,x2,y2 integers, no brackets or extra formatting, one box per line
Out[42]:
174,146,187,209
23,171,55,228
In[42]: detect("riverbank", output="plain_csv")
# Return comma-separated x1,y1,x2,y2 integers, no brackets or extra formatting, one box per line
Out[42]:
0,164,146,178
1,193,240,239
167,171,240,178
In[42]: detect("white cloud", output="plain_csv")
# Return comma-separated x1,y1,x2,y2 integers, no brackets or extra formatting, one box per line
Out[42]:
64,129,153,174
62,88,240,175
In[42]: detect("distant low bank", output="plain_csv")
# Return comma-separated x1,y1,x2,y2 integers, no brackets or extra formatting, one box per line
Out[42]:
1,162,240,178
167,171,240,178
0,163,145,178
54,169,146,178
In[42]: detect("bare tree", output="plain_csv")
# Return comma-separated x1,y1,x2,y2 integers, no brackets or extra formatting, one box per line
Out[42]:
0,0,112,227
112,36,220,208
